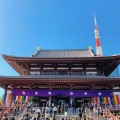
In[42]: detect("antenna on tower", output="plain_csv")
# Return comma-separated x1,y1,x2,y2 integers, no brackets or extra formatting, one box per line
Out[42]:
94,13,103,56
94,12,98,29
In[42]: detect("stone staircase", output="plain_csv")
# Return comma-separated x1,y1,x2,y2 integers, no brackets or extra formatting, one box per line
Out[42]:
86,111,106,120
15,107,116,120
86,108,116,120
15,107,27,120
91,116,106,120
103,108,116,120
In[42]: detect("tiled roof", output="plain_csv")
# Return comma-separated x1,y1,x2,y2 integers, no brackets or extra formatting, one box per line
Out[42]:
32,49,96,58
0,75,120,79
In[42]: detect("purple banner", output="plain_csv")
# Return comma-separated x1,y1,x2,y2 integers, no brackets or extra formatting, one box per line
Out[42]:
12,90,113,97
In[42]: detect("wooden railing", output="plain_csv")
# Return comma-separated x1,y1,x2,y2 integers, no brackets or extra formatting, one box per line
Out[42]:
103,108,116,120
18,102,26,113
0,102,27,119
0,107,14,118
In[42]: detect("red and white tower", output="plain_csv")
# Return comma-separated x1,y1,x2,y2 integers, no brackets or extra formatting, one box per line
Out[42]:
94,14,103,56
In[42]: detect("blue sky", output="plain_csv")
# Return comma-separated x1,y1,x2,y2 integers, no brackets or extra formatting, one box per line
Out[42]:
0,0,120,96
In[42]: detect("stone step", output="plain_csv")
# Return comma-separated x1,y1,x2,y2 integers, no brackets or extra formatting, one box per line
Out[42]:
90,116,106,120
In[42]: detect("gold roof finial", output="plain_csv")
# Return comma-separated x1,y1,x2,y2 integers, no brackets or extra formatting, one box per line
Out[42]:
88,46,92,50
36,46,40,51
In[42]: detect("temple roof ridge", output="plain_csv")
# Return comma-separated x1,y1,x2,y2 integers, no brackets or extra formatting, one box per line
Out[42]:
32,47,96,58
34,48,89,51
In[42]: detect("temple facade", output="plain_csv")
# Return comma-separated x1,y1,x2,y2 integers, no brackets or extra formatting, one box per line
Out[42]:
1,47,120,106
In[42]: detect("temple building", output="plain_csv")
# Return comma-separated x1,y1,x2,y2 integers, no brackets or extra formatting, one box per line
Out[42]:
1,15,120,107
0,46,120,107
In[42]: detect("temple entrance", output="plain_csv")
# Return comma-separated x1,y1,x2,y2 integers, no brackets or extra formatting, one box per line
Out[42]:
33,97,49,107
52,94,70,106
75,97,92,107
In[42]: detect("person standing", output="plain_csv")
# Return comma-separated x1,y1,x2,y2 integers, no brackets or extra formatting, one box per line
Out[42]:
74,105,77,114
49,107,53,116
13,107,17,116
60,115,64,120
53,106,57,117
79,108,82,119
83,113,87,120
72,107,75,115
10,115,15,120
3,115,8,120
70,99,72,108
36,108,41,114
36,113,40,120
52,103,54,108
24,114,30,120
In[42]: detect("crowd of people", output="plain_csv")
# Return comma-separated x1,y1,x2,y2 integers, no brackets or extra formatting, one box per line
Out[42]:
20,101,106,120
0,101,118,120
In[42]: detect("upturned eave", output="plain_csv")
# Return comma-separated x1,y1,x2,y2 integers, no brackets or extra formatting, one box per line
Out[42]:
2,54,120,76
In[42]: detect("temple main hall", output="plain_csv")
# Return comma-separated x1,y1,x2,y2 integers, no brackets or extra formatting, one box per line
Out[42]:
1,47,120,106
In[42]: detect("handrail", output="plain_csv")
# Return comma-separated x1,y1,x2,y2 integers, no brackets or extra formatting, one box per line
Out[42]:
104,108,116,120
0,102,27,118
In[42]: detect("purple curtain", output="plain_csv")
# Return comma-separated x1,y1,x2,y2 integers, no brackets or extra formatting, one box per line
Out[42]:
12,89,113,97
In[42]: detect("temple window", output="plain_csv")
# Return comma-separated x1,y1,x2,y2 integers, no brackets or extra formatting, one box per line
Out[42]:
58,71,68,75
